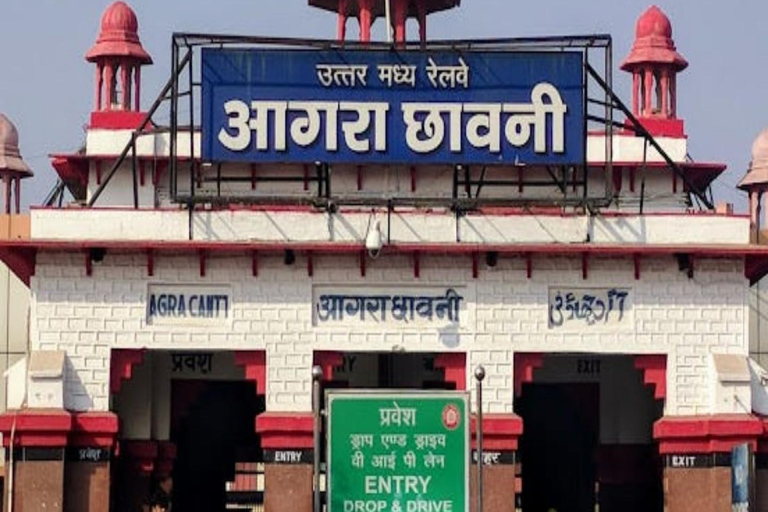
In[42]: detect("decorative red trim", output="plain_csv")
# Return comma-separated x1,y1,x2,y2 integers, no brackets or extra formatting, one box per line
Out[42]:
256,412,314,449
89,111,147,130
633,355,667,400
357,165,363,191
234,351,266,394
470,414,523,450
122,440,158,474
6,240,768,286
654,415,762,454
70,412,119,448
0,246,35,286
472,253,478,279
434,353,466,390
314,351,344,381
612,167,622,193
146,249,154,277
0,409,72,448
110,349,145,395
199,250,207,277
85,250,93,277
526,253,532,279
514,353,544,396
633,253,641,280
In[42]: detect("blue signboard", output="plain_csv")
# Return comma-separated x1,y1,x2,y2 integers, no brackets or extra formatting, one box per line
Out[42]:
201,48,584,165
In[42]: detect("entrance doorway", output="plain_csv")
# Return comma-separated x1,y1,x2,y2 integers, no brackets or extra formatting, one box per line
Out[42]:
517,383,599,512
330,353,452,389
171,380,264,512
515,354,663,512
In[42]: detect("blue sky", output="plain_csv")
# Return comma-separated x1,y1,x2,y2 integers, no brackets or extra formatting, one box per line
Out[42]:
0,0,763,210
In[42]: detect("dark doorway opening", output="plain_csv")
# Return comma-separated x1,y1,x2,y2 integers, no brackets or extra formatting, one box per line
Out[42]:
516,383,599,512
171,380,264,512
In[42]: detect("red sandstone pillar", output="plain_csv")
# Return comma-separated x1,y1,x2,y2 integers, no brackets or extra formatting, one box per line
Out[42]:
134,66,141,112
120,61,131,111
3,174,10,215
632,72,640,116
654,415,762,512
256,412,314,512
669,74,677,118
95,63,104,111
337,0,348,42
643,68,653,116
359,0,373,43
0,409,73,512
14,176,20,214
393,0,408,46
660,68,670,117
66,413,119,512
417,0,427,45
469,414,523,512
104,63,115,110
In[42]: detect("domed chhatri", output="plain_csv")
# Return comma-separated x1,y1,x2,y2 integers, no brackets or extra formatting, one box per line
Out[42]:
85,1,152,119
739,129,768,189
0,114,32,215
622,5,687,71
0,114,32,177
86,1,152,64
620,5,688,135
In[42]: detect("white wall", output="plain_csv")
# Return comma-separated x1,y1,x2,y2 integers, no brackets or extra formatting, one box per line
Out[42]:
31,251,747,417
31,208,750,246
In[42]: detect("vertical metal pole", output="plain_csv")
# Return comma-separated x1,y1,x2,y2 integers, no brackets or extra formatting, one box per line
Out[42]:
131,136,139,209
170,39,179,200
385,0,393,43
312,365,323,512
475,366,486,512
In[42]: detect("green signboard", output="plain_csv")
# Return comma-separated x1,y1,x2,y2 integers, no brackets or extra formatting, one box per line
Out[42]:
327,391,469,512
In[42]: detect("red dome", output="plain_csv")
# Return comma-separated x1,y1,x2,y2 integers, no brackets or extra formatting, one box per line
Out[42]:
621,5,687,72
86,1,152,64
635,5,672,40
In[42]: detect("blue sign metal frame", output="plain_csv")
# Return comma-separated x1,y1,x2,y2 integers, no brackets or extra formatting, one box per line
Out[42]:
202,48,584,165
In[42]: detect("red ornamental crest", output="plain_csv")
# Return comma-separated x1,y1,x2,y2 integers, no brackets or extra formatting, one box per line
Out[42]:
442,404,461,430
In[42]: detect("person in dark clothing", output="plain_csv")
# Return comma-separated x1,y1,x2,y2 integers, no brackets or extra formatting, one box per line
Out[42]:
145,475,173,512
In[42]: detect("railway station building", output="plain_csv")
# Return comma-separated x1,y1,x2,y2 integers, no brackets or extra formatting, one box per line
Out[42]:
2,2,768,512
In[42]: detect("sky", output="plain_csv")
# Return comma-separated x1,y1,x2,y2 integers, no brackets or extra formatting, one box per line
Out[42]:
0,0,765,211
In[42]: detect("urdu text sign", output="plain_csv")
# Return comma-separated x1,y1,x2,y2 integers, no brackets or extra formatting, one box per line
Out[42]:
201,49,584,165
327,392,469,512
